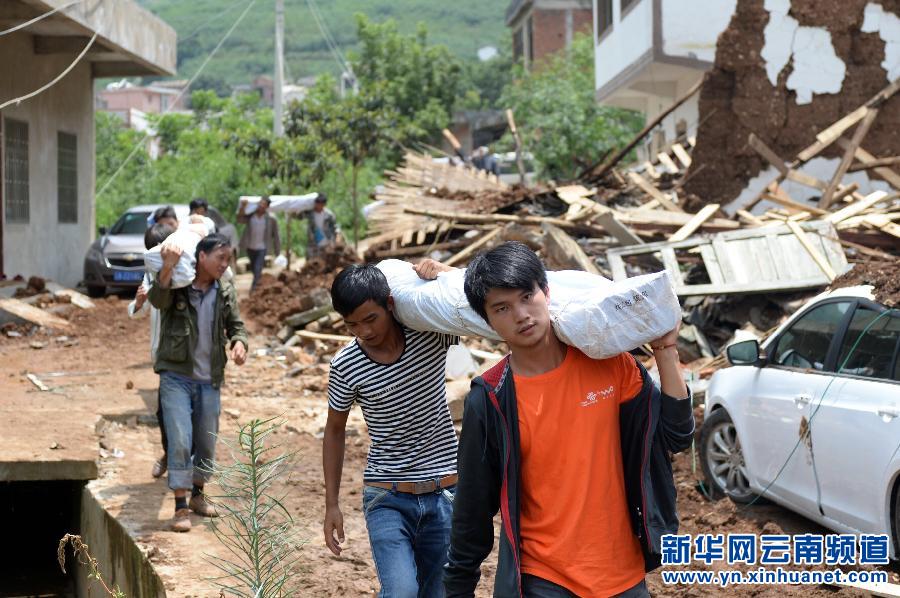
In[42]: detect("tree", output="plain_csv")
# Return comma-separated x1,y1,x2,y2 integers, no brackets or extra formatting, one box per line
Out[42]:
285,76,395,245
350,14,464,148
498,34,644,181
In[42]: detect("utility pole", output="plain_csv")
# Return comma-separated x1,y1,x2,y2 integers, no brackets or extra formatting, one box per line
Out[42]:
274,0,285,137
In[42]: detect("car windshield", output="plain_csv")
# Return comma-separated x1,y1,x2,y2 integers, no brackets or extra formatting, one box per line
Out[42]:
109,211,150,235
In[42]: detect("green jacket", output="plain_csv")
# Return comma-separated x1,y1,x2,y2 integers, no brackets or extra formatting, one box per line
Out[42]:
148,280,248,387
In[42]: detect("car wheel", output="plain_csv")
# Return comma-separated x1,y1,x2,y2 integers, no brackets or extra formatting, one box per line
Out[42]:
700,408,756,504
86,285,105,298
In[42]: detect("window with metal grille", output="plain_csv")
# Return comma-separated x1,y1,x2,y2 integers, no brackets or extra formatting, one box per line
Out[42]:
4,118,29,223
58,132,78,223
597,0,614,40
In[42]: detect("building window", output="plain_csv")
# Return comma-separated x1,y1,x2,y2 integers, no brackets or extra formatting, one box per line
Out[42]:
4,118,29,223
58,132,78,223
597,0,614,40
621,0,639,15
513,27,524,62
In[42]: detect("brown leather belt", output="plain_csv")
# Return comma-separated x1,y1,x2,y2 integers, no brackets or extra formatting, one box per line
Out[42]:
365,474,458,495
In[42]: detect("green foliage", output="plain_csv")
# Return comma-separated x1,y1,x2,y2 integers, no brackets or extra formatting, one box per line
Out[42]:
498,34,645,181
135,0,505,84
205,417,303,597
458,36,514,111
351,15,464,145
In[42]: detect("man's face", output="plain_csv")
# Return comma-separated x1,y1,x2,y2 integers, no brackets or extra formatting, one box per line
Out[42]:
257,200,270,215
484,283,552,350
343,298,395,350
192,207,208,216
198,246,231,280
157,216,178,229
314,202,325,213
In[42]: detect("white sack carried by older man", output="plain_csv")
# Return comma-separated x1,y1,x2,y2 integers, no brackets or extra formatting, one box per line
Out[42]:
376,259,681,360
143,228,203,289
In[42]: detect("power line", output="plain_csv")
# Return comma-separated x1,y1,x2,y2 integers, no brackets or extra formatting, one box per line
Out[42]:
305,0,352,76
0,32,98,111
0,0,81,37
179,0,250,43
96,0,260,199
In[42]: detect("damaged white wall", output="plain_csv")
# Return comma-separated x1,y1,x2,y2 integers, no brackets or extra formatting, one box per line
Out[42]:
725,159,894,215
661,0,736,62
761,0,847,104
862,2,900,81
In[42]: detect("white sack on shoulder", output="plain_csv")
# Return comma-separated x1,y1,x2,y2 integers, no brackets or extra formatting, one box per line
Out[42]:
143,229,202,289
240,193,319,215
377,259,680,360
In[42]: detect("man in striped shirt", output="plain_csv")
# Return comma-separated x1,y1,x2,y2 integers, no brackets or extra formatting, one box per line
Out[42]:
323,260,459,597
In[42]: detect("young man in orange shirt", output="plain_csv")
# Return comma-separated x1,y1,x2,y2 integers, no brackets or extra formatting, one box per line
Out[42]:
444,242,695,597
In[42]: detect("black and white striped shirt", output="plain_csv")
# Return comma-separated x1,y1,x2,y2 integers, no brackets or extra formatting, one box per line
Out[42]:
328,327,459,482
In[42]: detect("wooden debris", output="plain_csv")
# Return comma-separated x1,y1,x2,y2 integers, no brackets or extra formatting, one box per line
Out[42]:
671,143,693,168
785,220,837,281
26,373,49,392
820,107,880,208
445,228,502,267
627,172,684,212
826,190,891,225
541,223,600,274
0,298,71,329
669,204,721,242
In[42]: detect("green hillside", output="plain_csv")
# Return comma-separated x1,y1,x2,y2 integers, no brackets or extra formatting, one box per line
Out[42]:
137,0,507,88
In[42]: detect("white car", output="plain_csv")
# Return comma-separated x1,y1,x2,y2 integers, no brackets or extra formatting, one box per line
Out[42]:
701,285,900,555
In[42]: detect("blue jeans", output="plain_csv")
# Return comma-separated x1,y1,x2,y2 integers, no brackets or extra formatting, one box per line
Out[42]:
159,371,220,490
363,485,454,598
247,248,265,291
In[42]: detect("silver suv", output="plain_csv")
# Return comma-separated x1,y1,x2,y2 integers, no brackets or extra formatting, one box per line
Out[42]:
82,204,237,297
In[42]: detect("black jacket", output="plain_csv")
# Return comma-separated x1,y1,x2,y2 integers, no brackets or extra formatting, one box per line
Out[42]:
444,353,695,597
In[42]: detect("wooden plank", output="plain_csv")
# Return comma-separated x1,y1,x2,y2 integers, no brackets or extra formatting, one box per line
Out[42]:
0,298,71,329
402,207,609,237
848,155,900,171
878,221,900,239
832,182,859,204
608,253,628,281
591,206,645,246
710,236,737,283
826,190,891,224
698,245,725,285
659,247,684,286
785,220,837,281
643,161,660,180
671,143,692,168
785,168,827,191
554,185,594,204
748,133,788,175
820,107,880,208
687,135,697,147
295,329,353,343
764,233,793,280
839,142,900,189
444,228,502,267
614,209,738,229
736,209,765,226
796,105,869,163
401,229,414,246
668,204,720,242
541,222,600,274
761,191,828,216
627,172,684,212
657,152,681,174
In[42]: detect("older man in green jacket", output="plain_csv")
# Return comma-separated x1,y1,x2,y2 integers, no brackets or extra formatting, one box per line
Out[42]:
149,233,248,532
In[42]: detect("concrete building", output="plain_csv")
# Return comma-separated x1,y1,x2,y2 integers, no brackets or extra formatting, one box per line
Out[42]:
506,0,594,68
592,0,736,158
0,0,175,286
97,79,188,117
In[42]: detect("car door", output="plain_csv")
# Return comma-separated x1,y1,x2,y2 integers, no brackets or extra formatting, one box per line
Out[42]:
809,303,900,533
742,300,853,515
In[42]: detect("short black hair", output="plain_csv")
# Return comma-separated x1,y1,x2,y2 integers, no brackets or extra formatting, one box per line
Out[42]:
189,197,208,213
152,205,177,223
464,241,548,322
315,192,327,204
195,232,231,262
144,222,175,250
330,264,390,317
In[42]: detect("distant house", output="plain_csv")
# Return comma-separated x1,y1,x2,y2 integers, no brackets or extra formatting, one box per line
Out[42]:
506,0,593,68
592,0,736,159
0,0,176,286
97,79,189,118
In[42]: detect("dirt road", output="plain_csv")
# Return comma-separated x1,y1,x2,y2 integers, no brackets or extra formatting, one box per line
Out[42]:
2,293,897,596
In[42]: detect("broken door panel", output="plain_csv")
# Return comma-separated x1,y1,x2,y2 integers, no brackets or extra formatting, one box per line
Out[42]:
606,221,848,295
